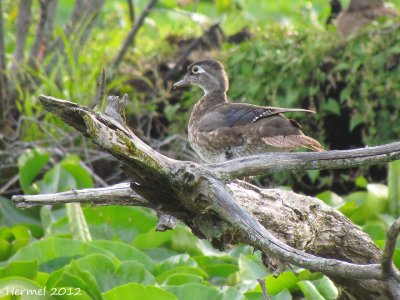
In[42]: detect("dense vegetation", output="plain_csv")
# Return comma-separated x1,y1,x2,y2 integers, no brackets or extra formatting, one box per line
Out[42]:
1,0,400,299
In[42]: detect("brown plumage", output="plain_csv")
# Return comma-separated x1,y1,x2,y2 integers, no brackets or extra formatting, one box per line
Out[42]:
173,60,323,163
336,0,398,36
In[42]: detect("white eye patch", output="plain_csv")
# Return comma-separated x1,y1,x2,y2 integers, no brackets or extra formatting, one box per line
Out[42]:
192,66,206,74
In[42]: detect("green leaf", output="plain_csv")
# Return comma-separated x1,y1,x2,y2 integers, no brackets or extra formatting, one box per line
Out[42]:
9,238,117,272
0,197,42,236
83,206,157,242
313,277,338,300
11,225,32,240
321,99,340,115
362,222,387,241
163,274,205,285
165,283,220,300
263,270,322,295
18,148,50,194
0,238,11,261
0,261,38,279
90,240,155,272
316,191,344,209
103,283,177,300
355,176,368,188
60,155,94,189
297,281,325,300
156,267,209,284
133,229,174,249
36,164,77,194
237,254,269,281
47,260,102,300
156,254,198,276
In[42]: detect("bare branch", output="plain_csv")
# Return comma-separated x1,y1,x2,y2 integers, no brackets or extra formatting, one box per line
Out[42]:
127,0,135,25
382,217,400,279
210,143,400,179
112,0,158,70
13,182,151,208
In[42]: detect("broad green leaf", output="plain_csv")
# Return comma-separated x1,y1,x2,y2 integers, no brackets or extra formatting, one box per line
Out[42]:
0,277,51,299
18,148,50,194
103,283,177,300
36,164,77,194
0,227,13,241
165,283,220,300
90,240,155,271
156,254,198,276
59,155,94,188
82,206,157,242
46,260,102,300
362,222,387,241
133,229,174,249
263,270,322,295
313,277,338,299
316,191,344,209
297,280,325,300
0,260,38,279
163,274,205,285
237,254,269,280
156,267,209,284
9,238,117,272
0,238,11,261
0,197,42,236
203,264,238,278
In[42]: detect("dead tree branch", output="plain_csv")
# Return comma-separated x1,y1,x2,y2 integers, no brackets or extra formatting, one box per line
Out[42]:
210,143,400,179
13,94,400,299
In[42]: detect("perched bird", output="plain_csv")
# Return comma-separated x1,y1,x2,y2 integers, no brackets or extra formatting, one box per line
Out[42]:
173,59,323,163
336,0,398,36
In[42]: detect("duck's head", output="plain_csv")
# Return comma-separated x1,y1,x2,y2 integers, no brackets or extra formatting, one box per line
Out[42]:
173,59,229,94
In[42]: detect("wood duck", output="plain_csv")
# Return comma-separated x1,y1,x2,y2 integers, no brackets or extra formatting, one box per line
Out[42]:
173,60,323,163
336,0,398,36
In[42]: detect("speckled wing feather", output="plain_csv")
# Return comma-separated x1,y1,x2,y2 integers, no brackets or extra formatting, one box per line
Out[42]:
197,103,314,132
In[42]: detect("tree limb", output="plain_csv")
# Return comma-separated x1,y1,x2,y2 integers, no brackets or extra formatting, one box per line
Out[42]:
14,94,400,299
210,143,400,179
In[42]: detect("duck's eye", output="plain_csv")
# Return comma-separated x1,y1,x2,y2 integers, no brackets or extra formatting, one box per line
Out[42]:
192,66,199,74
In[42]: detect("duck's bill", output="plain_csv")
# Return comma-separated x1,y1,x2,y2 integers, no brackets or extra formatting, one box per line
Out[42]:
173,76,190,89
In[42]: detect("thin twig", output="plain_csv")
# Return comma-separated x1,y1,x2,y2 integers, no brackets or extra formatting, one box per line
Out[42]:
127,0,135,25
382,217,400,279
0,174,19,195
257,279,270,300
112,0,158,71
